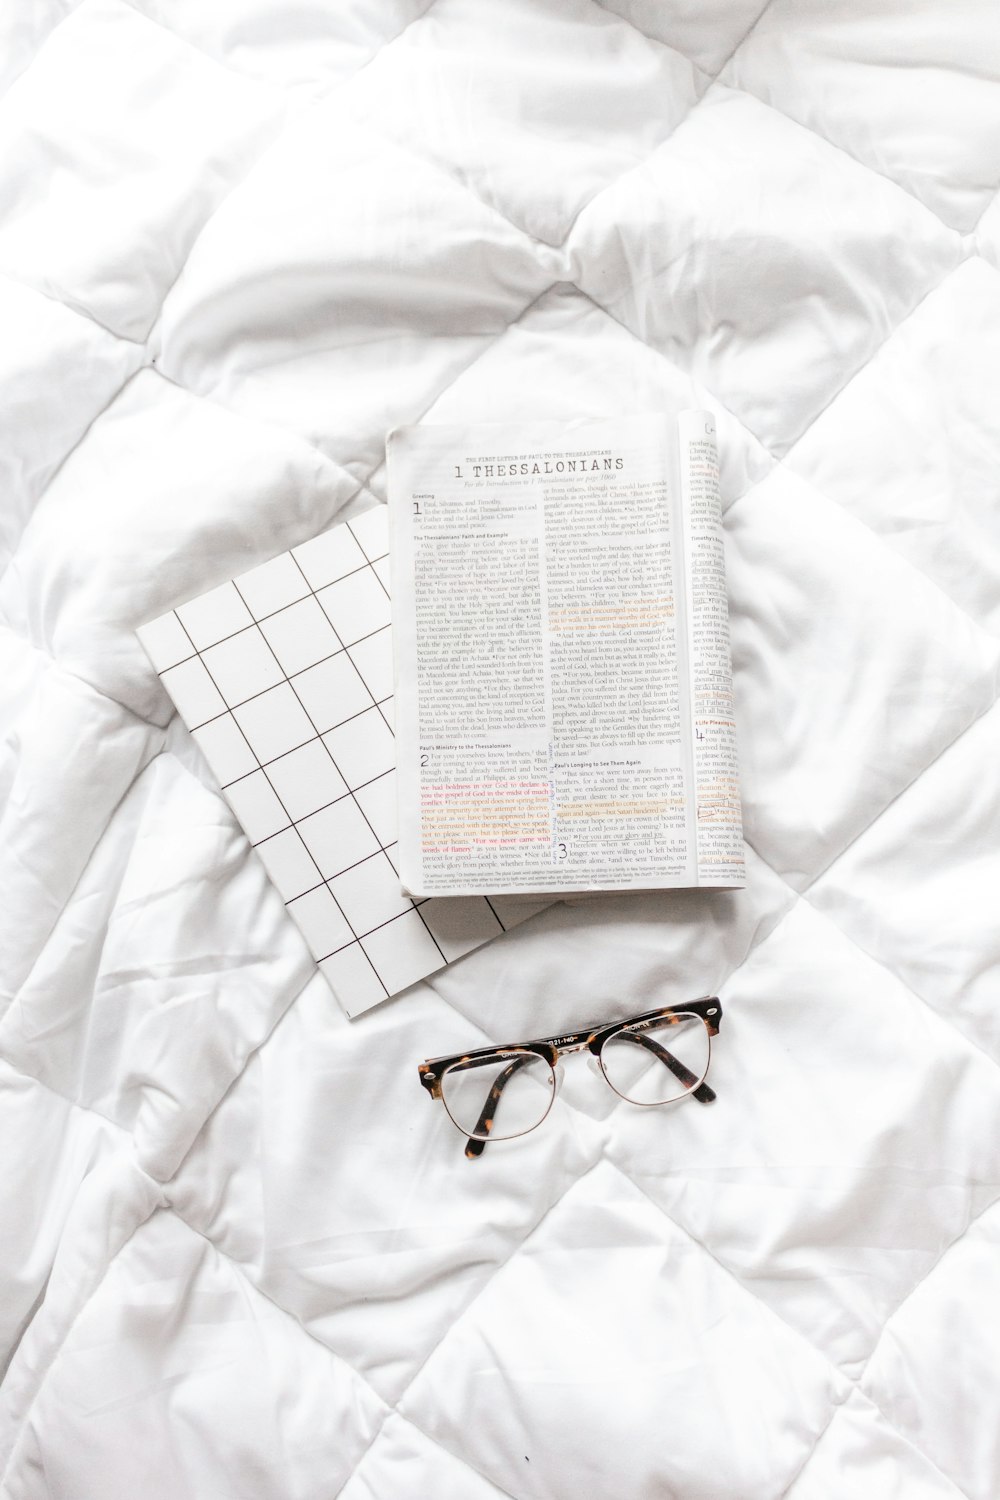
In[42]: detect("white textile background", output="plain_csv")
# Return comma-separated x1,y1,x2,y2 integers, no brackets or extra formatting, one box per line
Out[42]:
1,2,1000,1497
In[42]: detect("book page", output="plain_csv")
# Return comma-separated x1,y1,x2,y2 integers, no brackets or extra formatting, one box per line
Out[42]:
389,415,743,898
678,412,746,887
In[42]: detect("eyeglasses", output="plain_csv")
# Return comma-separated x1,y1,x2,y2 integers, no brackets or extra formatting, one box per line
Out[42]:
419,997,722,1158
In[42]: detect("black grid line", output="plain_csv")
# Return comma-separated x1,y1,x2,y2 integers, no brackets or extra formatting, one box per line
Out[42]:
225,755,393,802
481,895,507,934
205,688,392,759
315,892,439,964
231,573,448,977
230,578,385,844
346,519,391,602
337,517,510,964
289,873,430,912
19,0,1000,1482
170,607,391,1001
182,622,393,726
165,558,381,669
286,549,395,739
145,512,547,1010
283,527,516,978
243,767,395,828
280,840,397,885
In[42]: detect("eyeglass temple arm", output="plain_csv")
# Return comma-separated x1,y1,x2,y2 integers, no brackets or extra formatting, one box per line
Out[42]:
465,1055,538,1159
614,1030,715,1104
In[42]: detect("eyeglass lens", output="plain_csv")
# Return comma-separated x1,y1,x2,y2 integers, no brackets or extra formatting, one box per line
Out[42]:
599,1013,710,1105
441,1052,556,1141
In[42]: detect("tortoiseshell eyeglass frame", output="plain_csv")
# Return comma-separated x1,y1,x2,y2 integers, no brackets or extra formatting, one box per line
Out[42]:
419,996,722,1159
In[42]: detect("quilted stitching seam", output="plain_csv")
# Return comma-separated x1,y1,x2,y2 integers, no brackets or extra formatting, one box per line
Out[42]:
162,1131,988,1500
0,268,147,345
775,1411,974,1500
148,277,568,516
611,970,1000,1374
796,697,1000,900
0,364,141,593
0,3,85,101
140,92,967,518
348,1413,526,1500
118,0,443,98
771,1390,855,1500
599,1158,854,1490
144,860,1000,1488
855,1187,1000,1397
7,639,994,1334
4,5,999,1493
0,1162,163,1489
124,0,437,343
160,1166,595,1498
611,1156,985,1500
777,248,1000,468
8,693,992,1462
5,6,958,623
570,164,964,433
771,1397,950,1500
3,360,995,1488
0,1058,132,1147
123,0,713,255
0,850,973,1468
703,0,776,79
717,90,1000,241
1,1149,551,1500
587,0,776,85
145,364,381,519
0,1118,983,1500
575,272,1000,647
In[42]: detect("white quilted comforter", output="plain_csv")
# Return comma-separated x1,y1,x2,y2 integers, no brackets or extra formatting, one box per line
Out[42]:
3,3,1000,1497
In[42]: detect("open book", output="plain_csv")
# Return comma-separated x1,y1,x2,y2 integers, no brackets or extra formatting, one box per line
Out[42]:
388,412,745,900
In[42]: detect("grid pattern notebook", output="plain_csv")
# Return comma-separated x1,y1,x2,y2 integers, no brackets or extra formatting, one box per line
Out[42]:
137,507,550,1018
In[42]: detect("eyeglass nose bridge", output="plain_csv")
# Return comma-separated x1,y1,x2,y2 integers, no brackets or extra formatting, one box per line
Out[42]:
554,1039,593,1057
